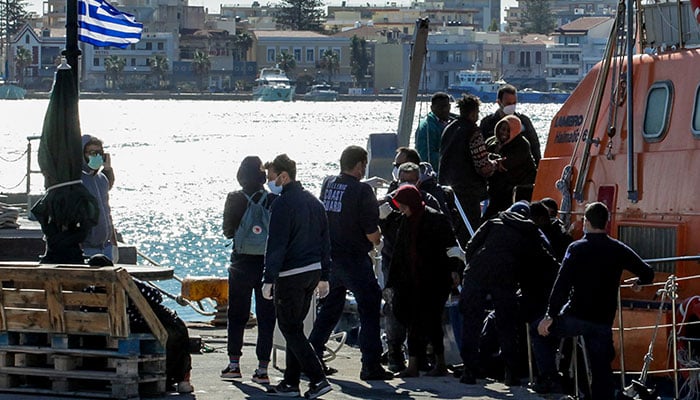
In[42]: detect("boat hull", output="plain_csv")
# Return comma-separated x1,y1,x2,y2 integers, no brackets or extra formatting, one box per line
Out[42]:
447,86,569,103
304,91,338,101
253,86,294,101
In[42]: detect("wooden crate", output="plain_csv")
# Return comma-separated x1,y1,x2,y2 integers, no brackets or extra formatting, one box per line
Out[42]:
0,264,169,399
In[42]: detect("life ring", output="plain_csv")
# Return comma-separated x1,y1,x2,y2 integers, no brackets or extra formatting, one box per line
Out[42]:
676,295,700,378
692,0,700,24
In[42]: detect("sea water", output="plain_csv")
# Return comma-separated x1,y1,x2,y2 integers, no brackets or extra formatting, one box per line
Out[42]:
0,99,562,320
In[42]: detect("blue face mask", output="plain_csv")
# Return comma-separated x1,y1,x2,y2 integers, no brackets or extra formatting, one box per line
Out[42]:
267,180,283,194
88,154,104,170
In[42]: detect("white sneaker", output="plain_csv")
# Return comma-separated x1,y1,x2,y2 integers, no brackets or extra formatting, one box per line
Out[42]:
177,381,194,393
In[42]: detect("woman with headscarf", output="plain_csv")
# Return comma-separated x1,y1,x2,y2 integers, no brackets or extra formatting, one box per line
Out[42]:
387,185,461,377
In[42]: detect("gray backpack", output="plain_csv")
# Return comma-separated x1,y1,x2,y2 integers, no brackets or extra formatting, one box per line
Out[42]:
233,190,271,255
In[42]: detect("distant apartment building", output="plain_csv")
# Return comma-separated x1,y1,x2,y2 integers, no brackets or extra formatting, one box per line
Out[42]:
546,16,613,90
7,25,64,89
501,33,553,90
507,0,617,32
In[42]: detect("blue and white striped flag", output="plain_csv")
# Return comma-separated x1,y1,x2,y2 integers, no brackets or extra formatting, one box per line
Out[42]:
78,0,143,48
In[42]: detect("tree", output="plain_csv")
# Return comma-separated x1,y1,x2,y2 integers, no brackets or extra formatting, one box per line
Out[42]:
0,0,29,39
104,55,125,89
319,49,339,84
350,35,370,87
14,46,31,87
149,54,169,89
275,0,326,31
232,32,252,61
276,51,296,75
488,18,499,32
522,0,556,34
192,49,211,90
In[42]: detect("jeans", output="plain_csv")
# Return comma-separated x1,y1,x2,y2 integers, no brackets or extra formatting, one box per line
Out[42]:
83,242,114,261
275,270,325,385
531,315,616,400
309,254,383,369
227,254,276,362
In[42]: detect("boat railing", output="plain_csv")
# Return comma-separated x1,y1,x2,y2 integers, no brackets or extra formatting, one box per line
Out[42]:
641,0,700,50
0,135,41,211
615,255,700,399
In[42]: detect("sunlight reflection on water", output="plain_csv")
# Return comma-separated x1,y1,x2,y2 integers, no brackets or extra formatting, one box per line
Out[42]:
0,99,561,320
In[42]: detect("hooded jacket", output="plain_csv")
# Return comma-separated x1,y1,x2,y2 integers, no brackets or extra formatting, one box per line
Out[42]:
80,135,113,248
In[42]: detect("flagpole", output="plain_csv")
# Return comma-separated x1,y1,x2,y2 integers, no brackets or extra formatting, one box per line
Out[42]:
64,0,81,93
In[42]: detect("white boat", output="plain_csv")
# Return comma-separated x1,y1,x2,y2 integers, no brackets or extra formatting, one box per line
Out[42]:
252,67,295,101
304,84,338,101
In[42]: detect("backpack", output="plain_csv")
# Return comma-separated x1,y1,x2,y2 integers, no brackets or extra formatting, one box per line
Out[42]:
233,190,271,255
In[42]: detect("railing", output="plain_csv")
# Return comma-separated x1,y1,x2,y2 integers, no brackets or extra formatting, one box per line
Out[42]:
0,136,41,211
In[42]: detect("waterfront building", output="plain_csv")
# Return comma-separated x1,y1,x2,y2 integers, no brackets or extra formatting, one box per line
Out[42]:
501,33,553,91
6,24,64,90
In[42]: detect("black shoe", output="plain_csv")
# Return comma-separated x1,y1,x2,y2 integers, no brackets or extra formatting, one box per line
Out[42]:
531,375,563,394
360,366,394,381
321,363,338,376
387,361,406,373
460,369,476,385
304,379,332,399
269,381,300,397
503,369,520,387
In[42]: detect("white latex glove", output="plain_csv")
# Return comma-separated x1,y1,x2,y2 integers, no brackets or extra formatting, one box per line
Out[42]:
362,176,388,188
378,202,393,220
262,283,274,300
316,280,330,299
446,245,466,263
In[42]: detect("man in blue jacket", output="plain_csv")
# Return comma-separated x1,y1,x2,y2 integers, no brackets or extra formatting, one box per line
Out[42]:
415,92,454,173
261,154,332,399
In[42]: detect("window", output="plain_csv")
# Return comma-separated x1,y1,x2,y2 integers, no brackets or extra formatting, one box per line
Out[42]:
267,48,276,62
131,58,136,66
306,48,314,63
693,86,700,137
93,57,100,66
158,42,164,50
293,48,302,62
332,47,341,62
535,51,542,64
145,42,152,50
508,51,515,64
643,81,673,141
454,51,462,63
25,35,30,44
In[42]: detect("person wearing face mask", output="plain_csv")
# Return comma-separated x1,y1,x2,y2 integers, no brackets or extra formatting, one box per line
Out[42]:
438,94,498,245
309,145,394,381
386,185,462,377
221,156,278,384
482,115,537,221
479,84,541,165
80,135,117,260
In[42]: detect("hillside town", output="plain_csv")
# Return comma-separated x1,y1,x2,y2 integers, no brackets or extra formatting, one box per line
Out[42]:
2,0,617,94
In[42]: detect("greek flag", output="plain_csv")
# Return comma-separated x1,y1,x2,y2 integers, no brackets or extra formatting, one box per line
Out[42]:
78,0,143,48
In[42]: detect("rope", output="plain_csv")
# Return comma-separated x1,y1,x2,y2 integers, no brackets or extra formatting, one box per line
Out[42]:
0,149,28,163
0,176,27,190
46,179,82,191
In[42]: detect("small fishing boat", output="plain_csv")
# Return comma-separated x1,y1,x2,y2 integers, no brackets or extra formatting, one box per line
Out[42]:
304,84,338,101
252,67,295,102
0,83,26,100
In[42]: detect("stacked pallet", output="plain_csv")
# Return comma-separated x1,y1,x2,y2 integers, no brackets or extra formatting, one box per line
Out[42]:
0,265,169,399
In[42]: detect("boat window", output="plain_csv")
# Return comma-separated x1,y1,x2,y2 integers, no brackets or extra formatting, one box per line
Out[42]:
642,82,673,141
692,85,700,137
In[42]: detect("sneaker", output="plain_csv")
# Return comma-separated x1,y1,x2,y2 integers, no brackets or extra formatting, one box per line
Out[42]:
360,365,394,381
252,369,270,385
304,379,332,399
177,381,194,393
221,364,242,379
269,381,300,397
320,361,338,376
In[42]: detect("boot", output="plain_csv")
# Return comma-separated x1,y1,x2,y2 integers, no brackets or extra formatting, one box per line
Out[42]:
398,356,420,378
425,353,448,377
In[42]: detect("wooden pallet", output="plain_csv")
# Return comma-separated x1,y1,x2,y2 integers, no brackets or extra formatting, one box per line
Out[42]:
0,264,169,399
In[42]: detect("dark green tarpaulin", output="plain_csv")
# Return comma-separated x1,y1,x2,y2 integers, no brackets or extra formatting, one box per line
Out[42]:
31,67,98,264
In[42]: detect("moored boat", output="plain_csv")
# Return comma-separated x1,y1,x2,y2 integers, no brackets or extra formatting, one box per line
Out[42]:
304,84,338,101
532,0,700,393
252,67,295,102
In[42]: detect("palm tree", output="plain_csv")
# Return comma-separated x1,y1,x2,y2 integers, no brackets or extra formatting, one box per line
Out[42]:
104,55,126,90
319,49,339,84
233,32,253,61
192,49,211,91
149,55,169,89
14,47,32,87
276,51,296,76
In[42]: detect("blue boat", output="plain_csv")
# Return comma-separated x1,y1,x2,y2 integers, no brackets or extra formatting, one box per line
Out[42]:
446,67,570,104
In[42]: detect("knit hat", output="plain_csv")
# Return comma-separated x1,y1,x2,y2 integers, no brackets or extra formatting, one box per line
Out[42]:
508,200,530,219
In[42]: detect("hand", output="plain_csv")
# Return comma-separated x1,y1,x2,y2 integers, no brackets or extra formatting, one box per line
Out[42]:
451,271,461,288
496,158,508,172
262,283,274,300
446,246,466,263
316,280,329,299
625,277,643,293
538,317,553,336
378,202,393,219
102,153,112,170
374,237,384,253
362,176,388,188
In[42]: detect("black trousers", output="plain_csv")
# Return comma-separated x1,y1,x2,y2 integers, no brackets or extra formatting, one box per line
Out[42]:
274,269,325,385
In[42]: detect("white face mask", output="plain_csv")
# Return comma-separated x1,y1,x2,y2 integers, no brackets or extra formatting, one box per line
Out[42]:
502,104,516,115
392,166,400,181
267,180,283,194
